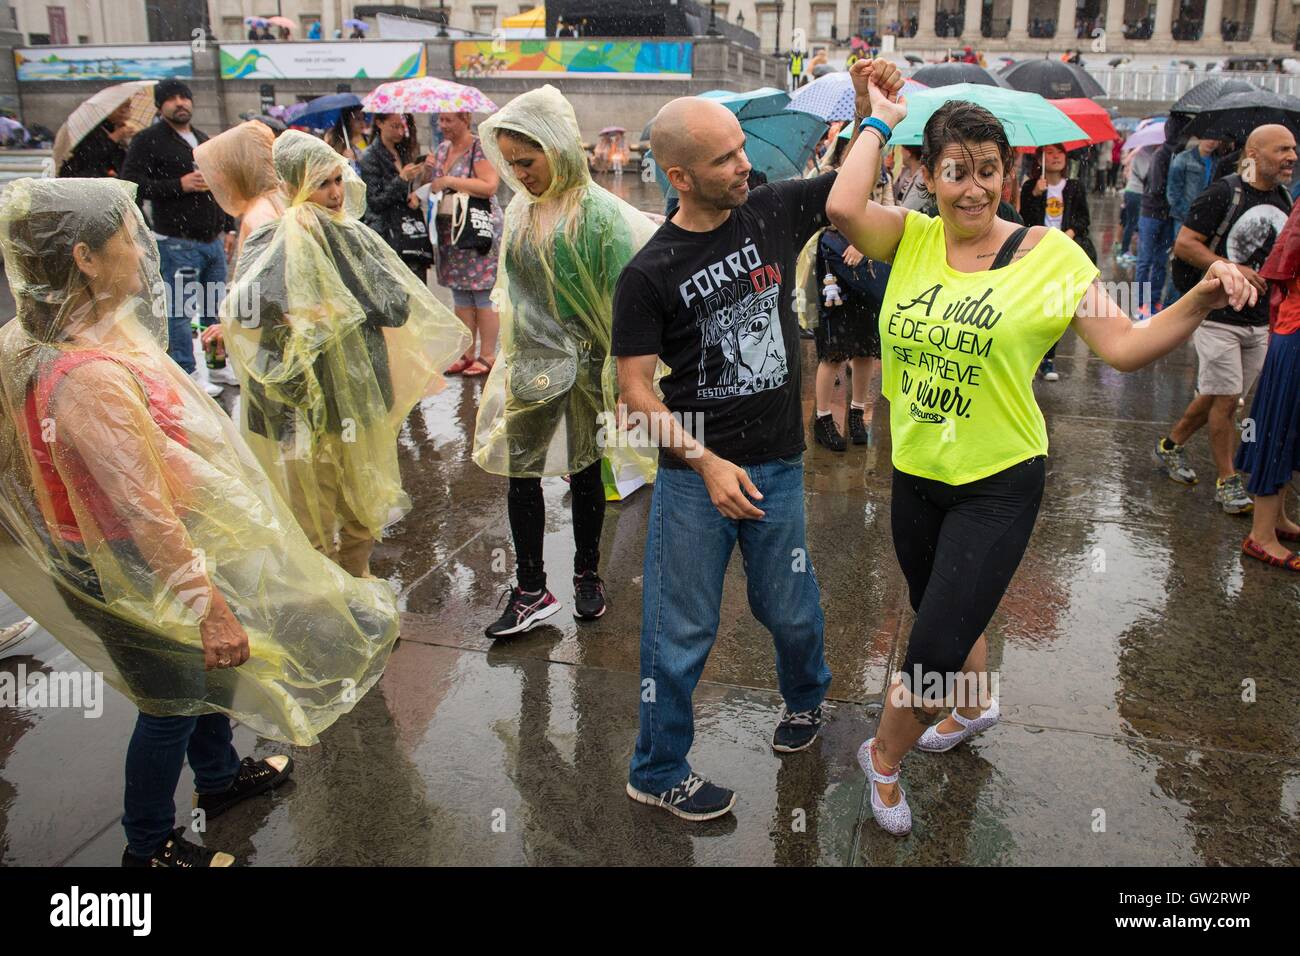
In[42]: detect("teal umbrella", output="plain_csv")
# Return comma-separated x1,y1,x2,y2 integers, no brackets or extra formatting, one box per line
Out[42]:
650,87,826,196
888,83,1085,147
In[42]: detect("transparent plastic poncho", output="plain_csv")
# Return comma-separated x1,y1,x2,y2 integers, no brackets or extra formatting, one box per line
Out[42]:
220,131,470,560
193,119,286,259
0,177,398,744
474,85,659,479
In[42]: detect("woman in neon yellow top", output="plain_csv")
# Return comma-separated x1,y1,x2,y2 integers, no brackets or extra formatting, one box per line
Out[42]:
826,63,1257,837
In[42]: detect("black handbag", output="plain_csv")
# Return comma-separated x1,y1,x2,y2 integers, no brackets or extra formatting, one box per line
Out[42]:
452,193,495,254
394,202,433,265
450,140,494,254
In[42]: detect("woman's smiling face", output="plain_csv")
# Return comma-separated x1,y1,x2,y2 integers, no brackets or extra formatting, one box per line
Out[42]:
924,141,1006,239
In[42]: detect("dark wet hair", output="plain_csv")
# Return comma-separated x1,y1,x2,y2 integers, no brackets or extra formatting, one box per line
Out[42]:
3,182,131,341
495,127,544,152
921,101,1014,179
371,112,415,164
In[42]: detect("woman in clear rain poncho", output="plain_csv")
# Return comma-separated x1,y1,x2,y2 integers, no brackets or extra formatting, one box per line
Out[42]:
474,85,658,637
193,119,286,263
193,119,288,385
0,177,401,867
221,130,470,578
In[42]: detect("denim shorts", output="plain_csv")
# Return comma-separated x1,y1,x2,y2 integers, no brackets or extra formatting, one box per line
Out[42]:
451,287,494,309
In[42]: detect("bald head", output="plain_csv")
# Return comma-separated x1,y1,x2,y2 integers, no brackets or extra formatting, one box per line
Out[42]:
651,97,743,172
1243,123,1297,188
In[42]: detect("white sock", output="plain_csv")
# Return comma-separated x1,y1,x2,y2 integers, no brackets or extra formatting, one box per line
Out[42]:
850,401,866,411
816,408,831,419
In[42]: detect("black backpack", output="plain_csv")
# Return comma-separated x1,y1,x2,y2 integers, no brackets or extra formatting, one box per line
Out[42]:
1172,174,1293,294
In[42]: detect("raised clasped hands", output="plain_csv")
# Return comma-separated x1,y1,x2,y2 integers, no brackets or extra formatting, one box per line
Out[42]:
850,57,907,128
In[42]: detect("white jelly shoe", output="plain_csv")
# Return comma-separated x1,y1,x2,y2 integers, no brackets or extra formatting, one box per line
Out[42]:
916,697,1000,753
857,737,911,836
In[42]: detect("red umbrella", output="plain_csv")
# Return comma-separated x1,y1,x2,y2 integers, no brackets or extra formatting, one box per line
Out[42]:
1051,97,1119,150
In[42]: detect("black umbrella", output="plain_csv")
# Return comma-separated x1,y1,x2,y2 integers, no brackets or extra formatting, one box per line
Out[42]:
1171,77,1258,116
1184,89,1300,140
911,62,1009,88
904,54,924,65
1000,58,1104,99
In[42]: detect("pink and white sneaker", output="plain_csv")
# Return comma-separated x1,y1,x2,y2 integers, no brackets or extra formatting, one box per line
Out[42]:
485,586,561,638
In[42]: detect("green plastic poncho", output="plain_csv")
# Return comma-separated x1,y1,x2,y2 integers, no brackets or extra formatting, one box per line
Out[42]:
221,130,470,573
474,85,659,480
0,177,398,744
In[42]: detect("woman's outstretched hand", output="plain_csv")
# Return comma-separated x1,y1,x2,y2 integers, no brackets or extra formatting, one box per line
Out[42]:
1194,259,1257,315
850,58,907,128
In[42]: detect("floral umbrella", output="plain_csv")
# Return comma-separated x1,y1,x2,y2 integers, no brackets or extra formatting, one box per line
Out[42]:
361,77,497,115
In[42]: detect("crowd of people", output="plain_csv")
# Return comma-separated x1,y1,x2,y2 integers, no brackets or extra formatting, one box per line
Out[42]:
0,59,1297,865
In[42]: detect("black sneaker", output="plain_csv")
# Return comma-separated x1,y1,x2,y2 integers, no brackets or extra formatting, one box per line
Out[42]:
772,705,824,753
121,827,235,868
572,572,607,620
813,413,846,452
485,586,561,638
847,407,871,445
626,773,736,821
194,755,294,819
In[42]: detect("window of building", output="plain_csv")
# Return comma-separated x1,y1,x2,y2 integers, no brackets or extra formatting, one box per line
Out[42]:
474,6,497,34
813,5,836,38
759,8,779,49
855,4,880,35
28,33,51,45
77,34,89,43
47,5,68,45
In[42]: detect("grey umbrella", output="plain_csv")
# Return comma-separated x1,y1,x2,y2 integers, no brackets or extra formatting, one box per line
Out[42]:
1000,58,1104,99
911,62,1010,88
1170,77,1258,115
1184,89,1300,140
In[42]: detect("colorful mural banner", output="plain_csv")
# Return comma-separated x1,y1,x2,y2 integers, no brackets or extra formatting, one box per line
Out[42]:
15,45,192,82
454,40,692,79
220,41,426,80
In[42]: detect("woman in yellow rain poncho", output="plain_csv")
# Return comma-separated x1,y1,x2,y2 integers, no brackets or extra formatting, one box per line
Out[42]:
475,85,658,637
0,177,400,867
194,118,286,262
221,130,469,578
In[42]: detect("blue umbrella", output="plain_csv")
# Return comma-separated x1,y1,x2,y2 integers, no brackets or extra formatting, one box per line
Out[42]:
651,87,826,196
292,92,363,131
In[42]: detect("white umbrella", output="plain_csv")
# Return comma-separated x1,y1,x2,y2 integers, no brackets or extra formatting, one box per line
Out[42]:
52,80,157,172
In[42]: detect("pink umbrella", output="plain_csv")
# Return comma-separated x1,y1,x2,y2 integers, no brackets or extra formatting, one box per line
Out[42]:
1122,121,1165,152
267,16,296,32
361,77,497,114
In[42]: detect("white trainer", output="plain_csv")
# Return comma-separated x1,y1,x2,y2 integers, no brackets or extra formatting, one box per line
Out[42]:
916,697,1001,753
0,616,38,658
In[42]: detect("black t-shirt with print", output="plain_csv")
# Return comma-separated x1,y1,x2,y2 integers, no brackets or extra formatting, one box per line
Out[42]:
612,173,836,467
1172,177,1292,326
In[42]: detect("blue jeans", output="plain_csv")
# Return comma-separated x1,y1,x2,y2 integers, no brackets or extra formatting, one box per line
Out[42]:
123,711,239,858
1136,216,1174,311
629,455,831,793
157,236,227,374
1120,191,1142,255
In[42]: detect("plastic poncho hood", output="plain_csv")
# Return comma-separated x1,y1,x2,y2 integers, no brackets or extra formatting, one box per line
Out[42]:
0,177,400,744
221,131,469,550
474,86,660,480
193,120,279,218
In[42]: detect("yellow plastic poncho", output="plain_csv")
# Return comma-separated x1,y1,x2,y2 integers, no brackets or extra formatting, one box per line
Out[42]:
220,131,470,571
0,177,399,744
474,85,658,479
193,119,286,262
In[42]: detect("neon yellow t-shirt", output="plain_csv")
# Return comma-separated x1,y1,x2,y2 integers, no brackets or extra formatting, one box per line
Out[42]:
880,212,1099,485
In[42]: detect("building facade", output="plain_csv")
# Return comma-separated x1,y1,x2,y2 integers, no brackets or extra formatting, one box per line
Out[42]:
3,0,1294,52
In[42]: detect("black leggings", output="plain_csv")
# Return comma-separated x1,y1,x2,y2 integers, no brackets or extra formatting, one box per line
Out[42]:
891,457,1045,693
508,459,605,592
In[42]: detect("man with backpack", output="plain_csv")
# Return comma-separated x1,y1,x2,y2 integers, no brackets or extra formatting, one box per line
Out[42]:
1154,125,1297,514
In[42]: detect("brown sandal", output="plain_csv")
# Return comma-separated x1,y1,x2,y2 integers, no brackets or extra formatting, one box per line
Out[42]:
1275,527,1300,543
462,358,491,377
1241,537,1300,571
